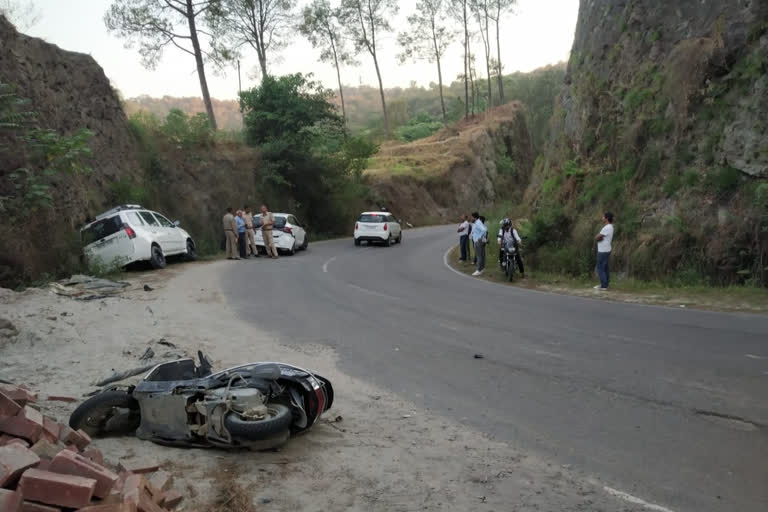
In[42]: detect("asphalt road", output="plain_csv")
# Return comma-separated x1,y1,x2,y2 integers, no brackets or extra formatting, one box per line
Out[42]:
220,225,768,512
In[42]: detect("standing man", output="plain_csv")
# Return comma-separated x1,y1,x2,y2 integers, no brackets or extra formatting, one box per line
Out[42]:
594,211,614,290
260,204,278,259
457,214,470,263
235,210,247,259
243,206,259,257
471,212,487,277
222,207,239,260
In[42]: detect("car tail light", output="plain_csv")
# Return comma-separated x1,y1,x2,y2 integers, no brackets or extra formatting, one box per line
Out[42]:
355,223,359,230
124,225,136,239
383,223,388,231
283,226,292,234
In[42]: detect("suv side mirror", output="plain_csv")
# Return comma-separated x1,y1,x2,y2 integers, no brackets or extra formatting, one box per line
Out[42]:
173,220,181,227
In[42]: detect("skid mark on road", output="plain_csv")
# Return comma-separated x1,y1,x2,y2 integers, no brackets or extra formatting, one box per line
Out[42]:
603,487,677,512
745,354,765,360
322,256,337,273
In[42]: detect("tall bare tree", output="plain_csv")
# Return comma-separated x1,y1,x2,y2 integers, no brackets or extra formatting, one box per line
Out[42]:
0,0,41,30
449,0,470,119
210,0,295,80
105,0,220,129
397,0,455,122
489,0,516,104
470,0,492,110
299,0,356,123
340,0,398,133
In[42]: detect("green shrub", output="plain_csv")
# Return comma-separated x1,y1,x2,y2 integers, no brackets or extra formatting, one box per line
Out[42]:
394,113,444,142
522,206,571,251
535,246,589,277
110,178,149,204
563,159,584,178
754,182,768,206
682,168,699,186
541,175,561,198
664,174,682,197
624,87,653,112
705,166,742,196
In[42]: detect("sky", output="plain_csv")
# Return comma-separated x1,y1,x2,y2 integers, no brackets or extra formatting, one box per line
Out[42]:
22,0,579,101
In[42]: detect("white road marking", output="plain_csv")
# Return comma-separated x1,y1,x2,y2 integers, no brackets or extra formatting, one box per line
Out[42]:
443,246,474,279
745,354,765,360
603,487,677,512
347,283,400,301
322,256,337,273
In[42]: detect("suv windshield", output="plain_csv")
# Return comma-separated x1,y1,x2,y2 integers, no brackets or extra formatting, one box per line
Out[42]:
81,216,123,246
359,214,385,223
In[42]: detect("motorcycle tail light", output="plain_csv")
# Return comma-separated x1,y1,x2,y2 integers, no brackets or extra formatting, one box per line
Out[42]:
124,225,136,239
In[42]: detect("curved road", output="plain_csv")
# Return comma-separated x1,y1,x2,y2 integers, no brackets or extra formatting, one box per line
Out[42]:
220,226,768,512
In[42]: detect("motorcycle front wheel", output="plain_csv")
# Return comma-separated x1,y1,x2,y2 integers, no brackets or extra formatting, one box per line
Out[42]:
224,403,293,441
69,390,141,437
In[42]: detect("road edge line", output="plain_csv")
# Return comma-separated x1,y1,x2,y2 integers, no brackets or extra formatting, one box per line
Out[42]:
322,256,337,273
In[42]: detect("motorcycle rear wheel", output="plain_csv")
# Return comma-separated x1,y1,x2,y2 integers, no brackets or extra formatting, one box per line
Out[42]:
69,390,141,437
224,403,292,441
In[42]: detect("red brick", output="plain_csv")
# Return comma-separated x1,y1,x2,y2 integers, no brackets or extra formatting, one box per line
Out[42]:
36,459,51,472
49,450,118,499
21,502,60,512
0,489,22,512
117,459,159,475
76,504,137,512
0,392,22,417
0,407,44,442
81,448,103,466
40,418,59,444
18,469,96,509
158,489,183,509
5,438,30,449
29,440,63,460
62,429,90,451
0,443,41,487
146,471,173,494
120,474,147,503
44,396,78,403
0,386,36,407
136,490,165,512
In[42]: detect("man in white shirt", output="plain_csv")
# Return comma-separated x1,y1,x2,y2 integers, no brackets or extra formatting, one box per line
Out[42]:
471,212,488,276
594,212,614,290
457,215,470,262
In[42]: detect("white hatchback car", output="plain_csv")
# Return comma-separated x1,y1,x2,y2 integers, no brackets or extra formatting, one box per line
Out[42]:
81,205,196,270
354,211,402,246
254,213,308,255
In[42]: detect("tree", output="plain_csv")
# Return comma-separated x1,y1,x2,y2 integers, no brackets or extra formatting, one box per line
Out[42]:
210,0,295,80
340,0,398,134
470,0,492,110
448,0,470,119
105,0,220,130
397,0,455,122
299,0,355,123
0,0,41,30
489,0,516,103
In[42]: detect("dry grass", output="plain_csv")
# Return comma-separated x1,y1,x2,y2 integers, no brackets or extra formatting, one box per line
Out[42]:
209,463,257,512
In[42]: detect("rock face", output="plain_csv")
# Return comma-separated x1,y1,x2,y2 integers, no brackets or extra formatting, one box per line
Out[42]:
366,103,534,225
0,16,260,286
527,0,768,283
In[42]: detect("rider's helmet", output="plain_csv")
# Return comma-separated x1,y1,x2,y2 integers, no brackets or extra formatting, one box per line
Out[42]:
501,218,511,229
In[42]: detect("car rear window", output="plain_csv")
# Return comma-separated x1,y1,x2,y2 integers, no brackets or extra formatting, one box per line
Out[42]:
273,216,287,229
359,214,385,223
81,216,123,246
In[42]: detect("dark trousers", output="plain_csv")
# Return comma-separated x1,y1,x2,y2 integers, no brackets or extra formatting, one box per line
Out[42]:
475,241,486,271
459,235,469,261
596,251,610,288
237,232,247,258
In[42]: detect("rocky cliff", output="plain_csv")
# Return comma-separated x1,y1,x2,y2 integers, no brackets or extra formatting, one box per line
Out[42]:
366,103,534,225
0,16,262,286
526,0,768,284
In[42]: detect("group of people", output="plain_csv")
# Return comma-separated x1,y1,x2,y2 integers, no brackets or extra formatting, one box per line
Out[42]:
457,210,615,289
457,213,524,278
222,205,279,260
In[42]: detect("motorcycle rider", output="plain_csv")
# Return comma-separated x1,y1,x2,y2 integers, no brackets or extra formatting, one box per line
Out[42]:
497,218,525,277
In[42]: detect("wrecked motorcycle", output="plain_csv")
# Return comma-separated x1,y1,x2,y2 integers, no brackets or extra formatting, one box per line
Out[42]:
69,352,333,449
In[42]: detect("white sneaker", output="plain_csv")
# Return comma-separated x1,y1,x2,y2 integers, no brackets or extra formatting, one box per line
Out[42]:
593,285,602,289
471,270,481,276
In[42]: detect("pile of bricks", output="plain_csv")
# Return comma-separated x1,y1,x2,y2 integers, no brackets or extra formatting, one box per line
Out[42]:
0,383,185,511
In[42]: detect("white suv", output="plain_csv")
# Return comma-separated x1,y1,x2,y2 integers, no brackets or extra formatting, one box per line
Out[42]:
81,205,196,270
354,211,402,246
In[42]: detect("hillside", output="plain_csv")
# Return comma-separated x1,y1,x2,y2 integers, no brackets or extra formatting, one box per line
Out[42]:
525,0,768,285
366,103,533,224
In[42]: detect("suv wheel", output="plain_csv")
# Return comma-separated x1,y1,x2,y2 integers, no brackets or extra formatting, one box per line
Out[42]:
150,244,166,269
384,235,392,247
354,239,361,246
184,240,197,261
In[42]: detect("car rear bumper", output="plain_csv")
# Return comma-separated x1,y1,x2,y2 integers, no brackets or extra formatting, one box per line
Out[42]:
255,232,295,250
354,234,388,242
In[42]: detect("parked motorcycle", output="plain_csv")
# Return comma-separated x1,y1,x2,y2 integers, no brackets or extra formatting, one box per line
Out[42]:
69,352,334,449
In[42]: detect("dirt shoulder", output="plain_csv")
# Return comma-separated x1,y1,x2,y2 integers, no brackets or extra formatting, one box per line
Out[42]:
447,246,768,314
0,261,642,511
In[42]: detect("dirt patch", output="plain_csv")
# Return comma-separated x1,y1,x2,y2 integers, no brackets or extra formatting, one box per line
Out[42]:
0,261,644,511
